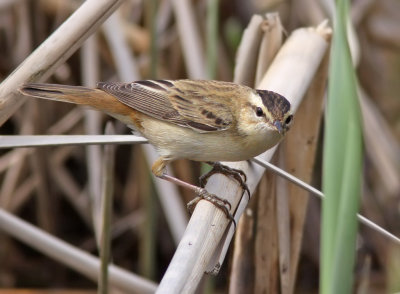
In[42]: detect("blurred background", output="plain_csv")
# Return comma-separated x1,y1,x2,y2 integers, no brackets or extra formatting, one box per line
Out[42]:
0,0,399,293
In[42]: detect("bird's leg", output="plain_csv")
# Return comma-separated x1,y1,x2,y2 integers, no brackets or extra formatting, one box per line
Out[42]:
151,158,235,224
160,174,233,218
200,162,250,199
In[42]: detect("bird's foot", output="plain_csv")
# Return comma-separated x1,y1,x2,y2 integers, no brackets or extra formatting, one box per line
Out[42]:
187,187,236,228
200,162,250,199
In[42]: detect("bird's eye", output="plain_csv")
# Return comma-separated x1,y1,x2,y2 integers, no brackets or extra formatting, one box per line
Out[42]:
285,115,293,125
256,107,264,117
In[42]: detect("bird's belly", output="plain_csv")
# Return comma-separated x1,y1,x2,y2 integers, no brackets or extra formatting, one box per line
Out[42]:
139,117,281,162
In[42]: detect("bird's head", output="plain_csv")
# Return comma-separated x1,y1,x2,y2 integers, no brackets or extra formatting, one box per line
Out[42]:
237,89,293,144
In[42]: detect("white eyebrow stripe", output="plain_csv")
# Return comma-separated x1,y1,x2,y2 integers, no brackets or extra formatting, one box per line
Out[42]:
250,92,273,122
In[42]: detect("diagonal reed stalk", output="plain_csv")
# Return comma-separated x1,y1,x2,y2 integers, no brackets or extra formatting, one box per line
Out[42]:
157,21,331,293
0,0,125,126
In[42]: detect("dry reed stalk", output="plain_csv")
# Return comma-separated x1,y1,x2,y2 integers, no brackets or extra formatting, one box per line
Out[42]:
0,135,147,148
230,12,284,292
99,123,116,294
28,146,53,231
252,23,330,294
122,21,150,54
0,0,23,9
357,255,372,293
255,13,283,85
0,148,37,212
276,153,291,294
293,0,326,25
29,100,54,232
228,206,255,294
0,154,25,208
360,89,400,197
361,186,391,267
143,146,188,244
0,208,157,293
169,0,206,79
101,8,188,243
0,0,125,126
280,50,329,293
9,176,39,213
233,15,264,86
49,146,92,226
112,211,145,240
0,112,34,209
81,34,103,245
47,108,84,134
386,243,400,291
156,22,331,293
13,0,32,64
254,173,279,293
38,0,78,14
0,149,32,173
102,11,141,81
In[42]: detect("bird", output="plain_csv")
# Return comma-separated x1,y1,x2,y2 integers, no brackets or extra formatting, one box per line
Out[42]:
19,79,293,220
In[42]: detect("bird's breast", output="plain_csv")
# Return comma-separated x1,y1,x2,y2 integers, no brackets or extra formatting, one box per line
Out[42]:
136,116,281,162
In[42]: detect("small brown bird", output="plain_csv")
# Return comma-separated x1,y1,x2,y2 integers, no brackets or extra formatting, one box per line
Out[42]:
19,80,293,219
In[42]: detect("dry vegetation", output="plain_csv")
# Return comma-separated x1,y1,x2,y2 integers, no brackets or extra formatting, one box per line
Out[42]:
0,0,399,293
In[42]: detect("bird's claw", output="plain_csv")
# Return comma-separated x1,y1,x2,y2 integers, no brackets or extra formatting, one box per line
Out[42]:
187,188,236,228
200,162,250,199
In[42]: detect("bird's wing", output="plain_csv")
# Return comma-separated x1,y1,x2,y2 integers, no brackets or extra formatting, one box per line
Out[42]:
97,80,234,133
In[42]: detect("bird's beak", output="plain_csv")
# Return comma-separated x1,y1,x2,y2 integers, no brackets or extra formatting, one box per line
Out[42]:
274,121,284,135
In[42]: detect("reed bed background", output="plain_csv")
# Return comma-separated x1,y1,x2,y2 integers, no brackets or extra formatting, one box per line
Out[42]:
0,0,399,293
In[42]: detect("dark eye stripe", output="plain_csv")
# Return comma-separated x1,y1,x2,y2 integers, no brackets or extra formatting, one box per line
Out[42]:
256,90,291,120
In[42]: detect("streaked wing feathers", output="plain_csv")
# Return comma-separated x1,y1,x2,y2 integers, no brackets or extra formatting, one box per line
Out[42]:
97,80,234,132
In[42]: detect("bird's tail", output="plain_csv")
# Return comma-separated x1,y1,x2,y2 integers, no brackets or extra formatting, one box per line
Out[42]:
19,83,116,112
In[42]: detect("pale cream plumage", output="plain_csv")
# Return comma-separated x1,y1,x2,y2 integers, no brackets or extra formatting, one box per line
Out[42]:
19,79,293,220
20,79,293,176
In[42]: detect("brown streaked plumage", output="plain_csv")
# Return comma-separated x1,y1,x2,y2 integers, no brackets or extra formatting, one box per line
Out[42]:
97,80,237,133
19,79,293,220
